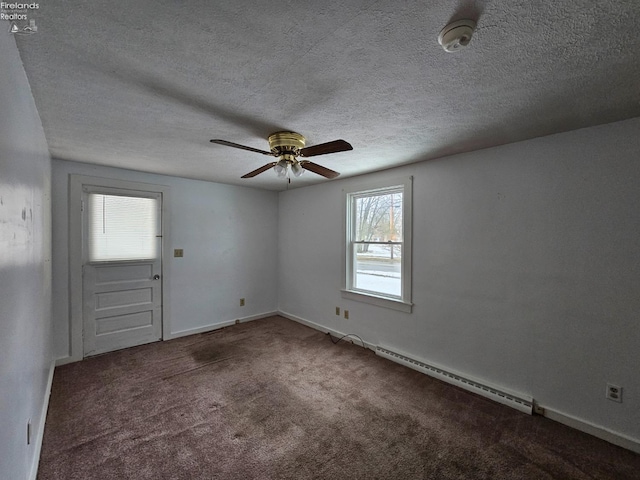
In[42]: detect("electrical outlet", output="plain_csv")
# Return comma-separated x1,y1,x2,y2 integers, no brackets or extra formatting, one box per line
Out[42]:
335,307,340,316
235,319,240,325
240,298,245,306
533,404,545,416
173,248,184,258
344,310,349,320
606,384,623,403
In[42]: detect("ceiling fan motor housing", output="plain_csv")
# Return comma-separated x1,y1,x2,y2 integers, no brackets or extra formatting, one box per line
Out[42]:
268,131,306,154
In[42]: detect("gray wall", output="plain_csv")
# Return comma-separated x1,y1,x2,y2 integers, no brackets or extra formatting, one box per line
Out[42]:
0,34,53,480
278,117,640,443
52,160,279,362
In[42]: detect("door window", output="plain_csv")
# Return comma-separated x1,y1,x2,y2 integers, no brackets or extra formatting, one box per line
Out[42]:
88,193,158,262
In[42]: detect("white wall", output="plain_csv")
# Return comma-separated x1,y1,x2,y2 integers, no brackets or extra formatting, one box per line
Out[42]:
0,34,53,480
278,117,640,444
52,160,278,362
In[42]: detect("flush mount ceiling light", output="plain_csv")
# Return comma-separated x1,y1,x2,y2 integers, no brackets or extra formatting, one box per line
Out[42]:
438,19,476,52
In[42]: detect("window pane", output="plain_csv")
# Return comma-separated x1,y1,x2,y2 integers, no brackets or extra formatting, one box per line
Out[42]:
88,194,158,261
355,191,402,242
354,242,402,297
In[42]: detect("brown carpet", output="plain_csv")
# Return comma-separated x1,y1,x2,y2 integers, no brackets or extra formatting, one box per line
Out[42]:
38,316,640,479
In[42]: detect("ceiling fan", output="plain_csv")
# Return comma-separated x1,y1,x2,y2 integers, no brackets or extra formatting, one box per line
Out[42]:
210,132,352,179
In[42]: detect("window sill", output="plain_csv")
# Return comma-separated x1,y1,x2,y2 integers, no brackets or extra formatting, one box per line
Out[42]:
340,289,412,313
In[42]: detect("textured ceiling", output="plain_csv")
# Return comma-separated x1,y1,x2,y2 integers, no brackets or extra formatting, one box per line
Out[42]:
14,0,640,190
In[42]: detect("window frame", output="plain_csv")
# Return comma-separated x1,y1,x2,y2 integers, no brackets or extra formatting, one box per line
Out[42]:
341,176,413,313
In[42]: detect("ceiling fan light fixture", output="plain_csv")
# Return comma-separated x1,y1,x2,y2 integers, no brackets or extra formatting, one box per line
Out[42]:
291,162,304,177
274,159,288,177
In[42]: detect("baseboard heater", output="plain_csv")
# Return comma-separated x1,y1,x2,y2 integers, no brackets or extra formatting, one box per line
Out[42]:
376,346,533,415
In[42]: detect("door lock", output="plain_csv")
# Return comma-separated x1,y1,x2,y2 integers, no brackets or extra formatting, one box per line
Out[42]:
153,274,160,280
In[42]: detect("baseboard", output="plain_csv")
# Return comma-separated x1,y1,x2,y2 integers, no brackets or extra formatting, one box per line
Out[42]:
376,345,533,414
166,311,278,340
29,359,55,480
278,310,376,350
55,355,74,366
540,406,640,454
56,312,278,364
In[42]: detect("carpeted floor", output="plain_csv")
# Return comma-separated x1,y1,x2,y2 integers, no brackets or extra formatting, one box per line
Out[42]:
38,316,640,479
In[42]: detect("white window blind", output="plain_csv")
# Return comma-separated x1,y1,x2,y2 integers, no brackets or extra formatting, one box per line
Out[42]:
88,193,158,262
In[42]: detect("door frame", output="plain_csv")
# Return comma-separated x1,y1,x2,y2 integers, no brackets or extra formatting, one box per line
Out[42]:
69,174,171,362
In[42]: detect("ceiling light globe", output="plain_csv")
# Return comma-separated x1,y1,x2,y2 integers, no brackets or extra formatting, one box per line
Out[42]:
274,160,288,178
291,162,304,177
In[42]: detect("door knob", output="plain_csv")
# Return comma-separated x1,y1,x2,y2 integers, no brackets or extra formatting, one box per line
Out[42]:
153,274,160,280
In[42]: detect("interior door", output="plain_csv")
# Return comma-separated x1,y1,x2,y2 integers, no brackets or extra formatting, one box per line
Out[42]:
82,187,163,357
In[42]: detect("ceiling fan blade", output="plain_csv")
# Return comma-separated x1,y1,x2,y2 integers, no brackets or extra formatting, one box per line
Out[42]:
300,161,340,179
211,139,274,156
241,162,277,178
299,139,353,157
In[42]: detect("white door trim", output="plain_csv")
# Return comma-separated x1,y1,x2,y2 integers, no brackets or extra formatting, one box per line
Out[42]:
69,174,171,362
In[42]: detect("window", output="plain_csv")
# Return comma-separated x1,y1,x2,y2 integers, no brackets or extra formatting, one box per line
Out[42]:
342,177,412,312
88,193,159,262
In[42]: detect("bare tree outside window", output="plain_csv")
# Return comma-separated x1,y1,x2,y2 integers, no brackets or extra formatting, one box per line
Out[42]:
355,192,403,252
353,190,403,296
